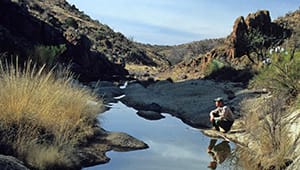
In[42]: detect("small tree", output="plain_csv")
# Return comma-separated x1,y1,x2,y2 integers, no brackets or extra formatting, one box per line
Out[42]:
244,29,267,62
243,28,283,63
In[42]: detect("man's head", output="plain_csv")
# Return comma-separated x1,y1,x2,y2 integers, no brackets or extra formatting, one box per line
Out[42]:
214,97,224,107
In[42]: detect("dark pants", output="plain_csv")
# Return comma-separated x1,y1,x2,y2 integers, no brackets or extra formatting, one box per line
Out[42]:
212,113,234,133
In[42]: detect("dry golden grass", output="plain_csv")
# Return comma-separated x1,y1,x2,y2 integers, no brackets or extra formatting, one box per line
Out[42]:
0,60,104,169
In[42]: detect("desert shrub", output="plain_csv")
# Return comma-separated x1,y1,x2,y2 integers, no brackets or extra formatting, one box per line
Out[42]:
65,17,78,29
251,50,300,97
204,59,225,76
30,44,66,68
0,60,103,169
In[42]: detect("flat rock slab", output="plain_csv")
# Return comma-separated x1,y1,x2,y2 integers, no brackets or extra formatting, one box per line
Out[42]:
80,129,148,167
106,132,149,151
121,79,242,128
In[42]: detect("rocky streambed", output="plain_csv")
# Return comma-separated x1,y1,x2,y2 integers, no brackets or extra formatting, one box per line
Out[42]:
94,78,299,169
2,79,299,169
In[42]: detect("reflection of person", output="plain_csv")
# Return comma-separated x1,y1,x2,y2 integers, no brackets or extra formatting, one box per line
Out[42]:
207,139,231,169
209,97,234,133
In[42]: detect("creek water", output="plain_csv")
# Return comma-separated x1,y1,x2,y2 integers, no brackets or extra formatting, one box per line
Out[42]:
85,101,234,170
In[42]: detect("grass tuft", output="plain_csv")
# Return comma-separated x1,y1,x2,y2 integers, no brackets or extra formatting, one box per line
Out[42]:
0,60,104,169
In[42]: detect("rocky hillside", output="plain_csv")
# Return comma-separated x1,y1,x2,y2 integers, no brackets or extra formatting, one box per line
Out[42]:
0,0,172,81
157,9,297,82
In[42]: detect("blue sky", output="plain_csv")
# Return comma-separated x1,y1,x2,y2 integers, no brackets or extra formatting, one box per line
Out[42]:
66,0,300,45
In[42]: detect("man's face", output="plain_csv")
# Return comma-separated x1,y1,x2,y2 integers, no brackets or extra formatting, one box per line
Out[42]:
215,101,222,107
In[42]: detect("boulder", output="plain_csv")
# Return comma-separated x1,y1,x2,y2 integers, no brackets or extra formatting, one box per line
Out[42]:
136,110,165,120
105,132,149,151
0,155,29,170
79,129,148,167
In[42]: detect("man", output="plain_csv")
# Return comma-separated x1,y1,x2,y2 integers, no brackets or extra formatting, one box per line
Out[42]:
209,97,234,133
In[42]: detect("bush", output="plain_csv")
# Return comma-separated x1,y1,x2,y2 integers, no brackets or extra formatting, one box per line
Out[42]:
251,50,300,97
0,60,103,169
205,59,225,76
65,17,78,29
30,44,66,68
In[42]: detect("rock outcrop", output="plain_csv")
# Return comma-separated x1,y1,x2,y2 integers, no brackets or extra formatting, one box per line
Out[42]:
225,10,290,59
79,128,148,167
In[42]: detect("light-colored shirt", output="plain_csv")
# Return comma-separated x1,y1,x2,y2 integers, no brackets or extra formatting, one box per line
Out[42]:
210,106,234,121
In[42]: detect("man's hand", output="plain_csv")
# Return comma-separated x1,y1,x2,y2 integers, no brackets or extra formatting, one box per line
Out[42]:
210,116,214,122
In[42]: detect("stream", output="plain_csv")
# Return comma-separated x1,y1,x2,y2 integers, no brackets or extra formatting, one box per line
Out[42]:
85,101,234,170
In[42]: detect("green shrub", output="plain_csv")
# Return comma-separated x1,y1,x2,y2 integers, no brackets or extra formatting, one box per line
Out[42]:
30,44,66,68
205,59,225,76
65,17,78,29
251,50,300,97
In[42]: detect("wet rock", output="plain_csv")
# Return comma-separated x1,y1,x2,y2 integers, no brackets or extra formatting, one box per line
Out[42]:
94,86,123,102
136,110,165,120
79,129,148,167
106,132,149,151
0,155,29,170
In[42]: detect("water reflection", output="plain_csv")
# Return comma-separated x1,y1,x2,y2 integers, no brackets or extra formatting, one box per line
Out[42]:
207,139,231,170
85,102,233,170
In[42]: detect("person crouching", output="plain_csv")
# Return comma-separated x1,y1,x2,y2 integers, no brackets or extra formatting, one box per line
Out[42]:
209,97,234,133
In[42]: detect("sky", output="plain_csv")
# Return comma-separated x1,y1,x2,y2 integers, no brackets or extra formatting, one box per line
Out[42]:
66,0,300,45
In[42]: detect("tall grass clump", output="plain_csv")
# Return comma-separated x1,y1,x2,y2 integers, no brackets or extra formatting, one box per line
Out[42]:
0,60,104,169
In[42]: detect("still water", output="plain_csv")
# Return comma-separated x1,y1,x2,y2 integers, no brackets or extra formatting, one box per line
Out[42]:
85,101,233,170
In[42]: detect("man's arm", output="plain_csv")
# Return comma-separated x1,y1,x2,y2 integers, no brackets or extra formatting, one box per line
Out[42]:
210,108,221,122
